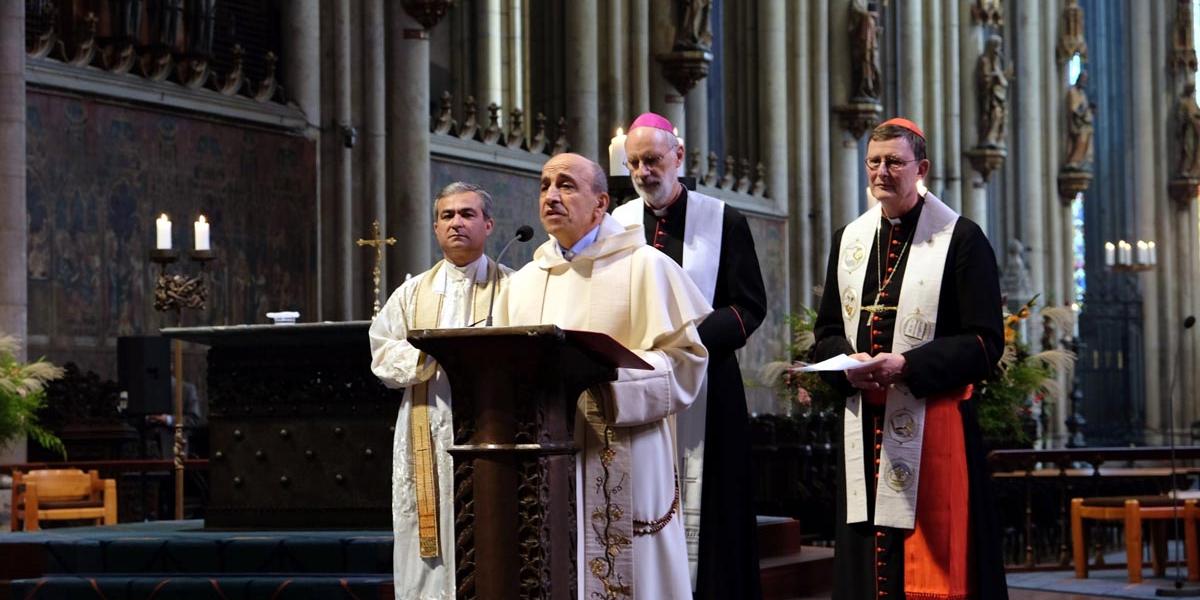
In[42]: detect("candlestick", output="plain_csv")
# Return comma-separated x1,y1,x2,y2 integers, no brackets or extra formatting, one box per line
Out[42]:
609,127,629,176
156,214,172,250
194,215,211,251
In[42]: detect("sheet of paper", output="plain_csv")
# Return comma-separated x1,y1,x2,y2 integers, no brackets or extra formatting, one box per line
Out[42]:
794,354,885,372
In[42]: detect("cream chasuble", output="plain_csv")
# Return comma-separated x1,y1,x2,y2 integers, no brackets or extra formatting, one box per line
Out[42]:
612,191,723,586
368,255,507,600
835,192,957,530
494,214,711,599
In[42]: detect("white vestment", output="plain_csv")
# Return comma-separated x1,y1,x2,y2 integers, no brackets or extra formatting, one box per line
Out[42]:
494,214,712,599
368,255,510,600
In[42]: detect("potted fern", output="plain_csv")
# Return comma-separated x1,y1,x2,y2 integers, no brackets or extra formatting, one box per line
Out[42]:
0,334,66,457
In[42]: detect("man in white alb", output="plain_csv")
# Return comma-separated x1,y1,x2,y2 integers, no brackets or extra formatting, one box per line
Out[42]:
369,182,512,600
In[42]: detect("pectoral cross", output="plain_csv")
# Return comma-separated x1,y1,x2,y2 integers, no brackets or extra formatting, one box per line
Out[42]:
356,220,396,317
861,304,898,315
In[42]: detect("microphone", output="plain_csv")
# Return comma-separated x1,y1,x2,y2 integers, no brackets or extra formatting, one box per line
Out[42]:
484,226,534,326
1185,316,1196,329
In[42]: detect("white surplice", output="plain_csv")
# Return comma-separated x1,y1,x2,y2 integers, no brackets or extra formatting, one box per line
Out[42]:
494,214,711,599
368,254,509,600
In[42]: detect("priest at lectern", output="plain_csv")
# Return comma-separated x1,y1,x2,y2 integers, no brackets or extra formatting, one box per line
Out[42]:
494,153,711,599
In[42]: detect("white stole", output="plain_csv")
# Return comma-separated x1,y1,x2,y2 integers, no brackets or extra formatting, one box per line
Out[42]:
612,191,722,586
835,192,958,529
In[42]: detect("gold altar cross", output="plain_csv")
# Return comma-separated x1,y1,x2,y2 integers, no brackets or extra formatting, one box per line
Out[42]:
356,220,397,317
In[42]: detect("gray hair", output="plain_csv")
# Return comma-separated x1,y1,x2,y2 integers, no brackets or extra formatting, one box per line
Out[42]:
434,181,494,218
586,160,608,195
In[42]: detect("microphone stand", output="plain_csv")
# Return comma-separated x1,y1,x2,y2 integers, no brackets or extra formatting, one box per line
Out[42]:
1157,316,1198,597
484,226,533,327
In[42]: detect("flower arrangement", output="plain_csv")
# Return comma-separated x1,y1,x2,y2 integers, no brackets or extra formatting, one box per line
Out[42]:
758,306,840,413
0,334,66,457
976,296,1077,448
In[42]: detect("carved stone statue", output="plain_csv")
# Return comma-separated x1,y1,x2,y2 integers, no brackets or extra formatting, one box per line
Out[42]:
1176,86,1200,177
1056,0,1088,65
1172,0,1198,78
1063,71,1095,170
849,0,881,100
680,0,713,49
978,35,1011,148
973,0,1004,29
1000,239,1033,308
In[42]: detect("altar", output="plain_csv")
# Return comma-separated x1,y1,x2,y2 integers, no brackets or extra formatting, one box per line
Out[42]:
162,322,394,529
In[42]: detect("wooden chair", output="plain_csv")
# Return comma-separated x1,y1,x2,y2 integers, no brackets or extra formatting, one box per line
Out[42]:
1071,496,1197,583
10,469,117,531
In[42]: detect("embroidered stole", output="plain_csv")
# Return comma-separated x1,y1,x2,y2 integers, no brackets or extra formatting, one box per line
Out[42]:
409,259,497,558
835,193,956,529
510,251,637,599
612,193,722,585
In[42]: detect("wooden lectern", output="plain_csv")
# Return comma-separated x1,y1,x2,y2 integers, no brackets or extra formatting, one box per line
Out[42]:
408,325,651,600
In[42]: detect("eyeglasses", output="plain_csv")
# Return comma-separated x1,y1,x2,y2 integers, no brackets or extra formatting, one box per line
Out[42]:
864,156,919,173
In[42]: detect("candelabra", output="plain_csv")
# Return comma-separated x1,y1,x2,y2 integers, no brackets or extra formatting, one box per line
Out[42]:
1105,239,1157,272
150,244,215,521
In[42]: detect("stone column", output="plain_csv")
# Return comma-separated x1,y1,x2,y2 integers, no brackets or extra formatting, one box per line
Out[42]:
923,1,944,196
685,86,708,178
1153,2,1179,434
566,0,599,159
503,0,525,121
760,0,787,214
333,0,354,319
386,6,432,282
959,0,987,230
1131,1,1162,440
1043,0,1063,307
941,0,962,210
604,0,627,150
283,0,322,310
627,0,650,113
477,0,503,122
1016,0,1046,301
900,0,924,123
813,0,833,284
790,1,814,306
363,0,387,295
0,0,24,464
649,0,684,138
830,0,860,230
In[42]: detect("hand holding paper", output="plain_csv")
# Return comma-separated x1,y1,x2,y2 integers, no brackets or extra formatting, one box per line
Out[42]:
793,354,886,372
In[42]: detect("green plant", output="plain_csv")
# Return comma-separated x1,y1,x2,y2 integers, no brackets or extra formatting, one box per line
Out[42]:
759,306,840,412
0,334,66,457
976,297,1077,447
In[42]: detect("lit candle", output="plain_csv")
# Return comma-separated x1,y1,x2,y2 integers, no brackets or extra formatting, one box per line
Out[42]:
194,215,211,251
674,127,685,178
1120,240,1132,265
1105,242,1115,267
156,214,172,250
1148,241,1157,265
608,127,629,176
1136,240,1148,265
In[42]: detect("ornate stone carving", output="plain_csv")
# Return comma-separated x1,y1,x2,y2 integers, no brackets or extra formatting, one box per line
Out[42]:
835,100,884,138
849,0,882,101
972,0,1004,29
1000,240,1034,310
977,35,1012,149
658,0,714,97
1056,0,1088,65
214,44,246,96
719,155,736,190
482,103,503,145
1176,87,1200,178
552,117,570,155
402,0,453,30
966,146,1008,182
529,113,548,154
459,96,480,140
752,162,767,197
1173,0,1198,81
507,108,526,149
703,152,719,187
1057,169,1093,201
736,158,752,194
688,149,702,179
680,0,714,49
1063,71,1095,171
434,91,456,135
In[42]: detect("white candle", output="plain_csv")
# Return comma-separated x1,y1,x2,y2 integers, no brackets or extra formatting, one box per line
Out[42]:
156,214,172,250
194,215,211,251
1105,242,1115,267
1136,240,1148,265
1148,241,1157,265
1120,241,1132,265
608,128,629,176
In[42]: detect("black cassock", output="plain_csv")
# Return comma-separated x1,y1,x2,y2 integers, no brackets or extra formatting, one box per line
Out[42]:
813,199,1009,600
628,189,768,600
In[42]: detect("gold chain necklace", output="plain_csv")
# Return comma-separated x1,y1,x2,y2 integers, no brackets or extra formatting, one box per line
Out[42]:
861,215,915,315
